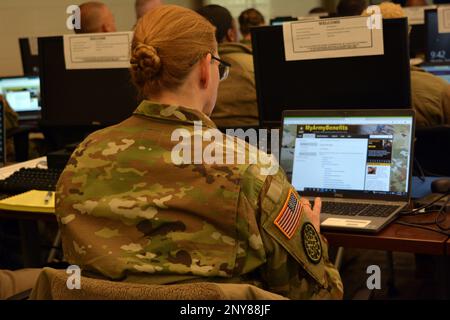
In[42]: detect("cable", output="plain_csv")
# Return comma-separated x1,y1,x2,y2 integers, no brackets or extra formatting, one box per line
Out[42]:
396,196,450,235
435,197,450,231
413,157,447,178
400,191,450,216
413,157,426,182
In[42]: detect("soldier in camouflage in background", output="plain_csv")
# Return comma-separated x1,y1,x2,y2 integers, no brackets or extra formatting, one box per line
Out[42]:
56,5,343,299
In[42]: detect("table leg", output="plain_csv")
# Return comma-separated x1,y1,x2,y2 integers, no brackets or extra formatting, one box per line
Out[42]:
19,220,41,267
435,255,449,300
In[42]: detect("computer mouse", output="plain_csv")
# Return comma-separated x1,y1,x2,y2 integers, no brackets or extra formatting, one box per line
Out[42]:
431,179,450,194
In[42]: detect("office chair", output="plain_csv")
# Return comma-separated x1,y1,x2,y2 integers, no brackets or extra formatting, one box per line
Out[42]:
29,268,287,300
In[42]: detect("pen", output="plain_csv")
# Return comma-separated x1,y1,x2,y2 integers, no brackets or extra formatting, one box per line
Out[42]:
44,191,53,205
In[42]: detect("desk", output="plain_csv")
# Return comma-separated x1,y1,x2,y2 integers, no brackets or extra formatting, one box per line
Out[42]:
323,213,449,256
323,212,449,299
0,208,56,267
0,157,51,267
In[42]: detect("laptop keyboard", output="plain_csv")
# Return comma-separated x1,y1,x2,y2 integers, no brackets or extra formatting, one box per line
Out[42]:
322,202,399,218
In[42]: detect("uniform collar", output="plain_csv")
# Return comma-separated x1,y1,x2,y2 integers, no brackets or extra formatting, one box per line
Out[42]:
133,100,217,129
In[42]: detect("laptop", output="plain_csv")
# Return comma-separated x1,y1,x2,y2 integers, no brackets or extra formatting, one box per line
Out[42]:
280,109,415,233
0,75,41,120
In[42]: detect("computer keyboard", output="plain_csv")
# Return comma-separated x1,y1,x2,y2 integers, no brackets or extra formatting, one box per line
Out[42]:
0,168,63,194
322,202,399,218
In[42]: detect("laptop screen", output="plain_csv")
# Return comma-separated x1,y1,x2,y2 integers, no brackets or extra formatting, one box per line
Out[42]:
421,65,450,83
0,76,41,113
281,112,414,199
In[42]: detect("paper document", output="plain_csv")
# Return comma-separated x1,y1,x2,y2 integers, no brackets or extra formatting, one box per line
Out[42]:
403,5,436,25
322,218,371,228
29,37,39,55
283,16,384,61
63,32,133,69
438,6,450,34
0,190,55,213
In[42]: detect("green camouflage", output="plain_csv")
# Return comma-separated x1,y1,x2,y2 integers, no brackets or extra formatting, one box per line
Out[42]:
56,100,343,299
411,66,450,127
211,43,259,128
1,95,19,161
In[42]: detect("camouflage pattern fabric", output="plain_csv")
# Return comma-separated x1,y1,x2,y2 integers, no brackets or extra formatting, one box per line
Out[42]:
411,66,450,127
0,95,19,161
211,42,259,128
56,100,343,299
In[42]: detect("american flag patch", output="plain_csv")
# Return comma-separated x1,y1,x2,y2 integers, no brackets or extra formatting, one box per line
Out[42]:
274,189,303,239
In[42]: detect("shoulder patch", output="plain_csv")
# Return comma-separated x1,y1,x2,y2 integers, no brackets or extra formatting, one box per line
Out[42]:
274,189,303,239
302,223,322,264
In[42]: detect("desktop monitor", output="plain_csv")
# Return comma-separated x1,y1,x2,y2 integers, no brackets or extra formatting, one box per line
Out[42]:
0,76,41,113
251,18,412,126
409,24,426,58
19,38,40,76
270,16,298,26
425,9,450,63
38,36,138,127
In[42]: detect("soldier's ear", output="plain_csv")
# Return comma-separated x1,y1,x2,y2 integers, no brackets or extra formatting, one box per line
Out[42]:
199,53,212,89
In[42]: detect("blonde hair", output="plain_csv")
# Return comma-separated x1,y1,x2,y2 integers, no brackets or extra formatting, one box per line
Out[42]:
378,2,405,19
363,2,406,19
130,5,216,98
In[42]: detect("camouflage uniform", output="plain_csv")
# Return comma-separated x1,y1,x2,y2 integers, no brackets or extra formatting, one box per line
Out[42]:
56,101,343,299
411,66,450,127
212,42,259,128
0,95,19,161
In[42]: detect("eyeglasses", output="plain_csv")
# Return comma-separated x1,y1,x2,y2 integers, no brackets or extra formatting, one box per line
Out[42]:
211,55,231,81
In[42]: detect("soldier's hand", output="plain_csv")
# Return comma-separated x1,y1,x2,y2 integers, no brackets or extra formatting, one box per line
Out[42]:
300,197,322,233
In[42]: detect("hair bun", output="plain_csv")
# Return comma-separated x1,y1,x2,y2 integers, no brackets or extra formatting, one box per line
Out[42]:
131,43,162,80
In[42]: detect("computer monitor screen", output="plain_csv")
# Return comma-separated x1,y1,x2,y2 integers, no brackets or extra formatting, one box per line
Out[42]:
425,9,450,63
0,76,41,113
251,18,411,126
281,110,414,199
421,64,450,83
38,36,138,126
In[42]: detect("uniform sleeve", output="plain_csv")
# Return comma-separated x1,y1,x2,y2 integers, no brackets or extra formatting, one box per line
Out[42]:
441,83,450,125
0,95,19,132
257,168,343,300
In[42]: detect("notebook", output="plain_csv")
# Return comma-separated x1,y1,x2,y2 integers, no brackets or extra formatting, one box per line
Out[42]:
0,190,55,213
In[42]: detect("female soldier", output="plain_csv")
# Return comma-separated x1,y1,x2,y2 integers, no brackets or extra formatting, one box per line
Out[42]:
56,5,343,299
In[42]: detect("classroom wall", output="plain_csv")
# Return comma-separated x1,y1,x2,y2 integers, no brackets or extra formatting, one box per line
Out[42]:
0,0,194,77
0,0,324,77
